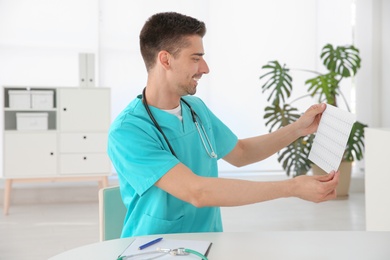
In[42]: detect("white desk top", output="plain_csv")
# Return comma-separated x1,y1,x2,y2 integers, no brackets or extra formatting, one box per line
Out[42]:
49,231,390,260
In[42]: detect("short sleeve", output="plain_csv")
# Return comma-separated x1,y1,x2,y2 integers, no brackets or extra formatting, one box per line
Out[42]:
108,113,180,196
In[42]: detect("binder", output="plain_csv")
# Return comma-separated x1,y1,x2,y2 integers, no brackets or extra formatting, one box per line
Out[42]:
87,53,95,87
79,53,95,87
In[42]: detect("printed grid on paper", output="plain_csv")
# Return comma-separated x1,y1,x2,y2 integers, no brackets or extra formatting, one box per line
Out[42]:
308,104,356,173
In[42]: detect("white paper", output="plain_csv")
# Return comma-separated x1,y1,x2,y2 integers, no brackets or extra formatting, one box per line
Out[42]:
308,104,356,173
118,237,211,259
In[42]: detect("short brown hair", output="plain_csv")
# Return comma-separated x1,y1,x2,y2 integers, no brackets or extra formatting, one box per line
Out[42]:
139,12,206,71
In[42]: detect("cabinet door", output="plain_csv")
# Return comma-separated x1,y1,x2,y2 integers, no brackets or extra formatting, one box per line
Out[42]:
59,154,111,175
60,133,108,153
58,88,110,132
4,132,57,177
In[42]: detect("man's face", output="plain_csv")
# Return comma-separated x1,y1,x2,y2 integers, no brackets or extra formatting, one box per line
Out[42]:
168,35,210,96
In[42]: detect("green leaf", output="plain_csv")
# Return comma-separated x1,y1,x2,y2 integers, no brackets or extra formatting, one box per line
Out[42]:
264,103,313,177
260,61,292,105
264,104,300,132
344,121,367,161
305,72,339,105
278,135,314,177
321,44,361,78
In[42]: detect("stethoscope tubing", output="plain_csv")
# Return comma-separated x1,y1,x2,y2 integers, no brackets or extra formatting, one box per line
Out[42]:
142,88,177,157
141,88,217,159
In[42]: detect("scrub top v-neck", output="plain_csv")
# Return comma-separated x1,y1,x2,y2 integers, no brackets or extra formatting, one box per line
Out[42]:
107,94,238,237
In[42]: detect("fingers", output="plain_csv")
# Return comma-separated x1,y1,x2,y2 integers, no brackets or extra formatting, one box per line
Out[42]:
315,170,337,182
318,171,340,201
320,188,337,202
303,103,326,119
310,103,326,114
293,171,339,203
298,103,327,136
315,171,333,181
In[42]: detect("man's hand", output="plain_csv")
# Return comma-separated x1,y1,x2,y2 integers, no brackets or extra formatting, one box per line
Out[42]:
291,171,340,203
295,103,327,137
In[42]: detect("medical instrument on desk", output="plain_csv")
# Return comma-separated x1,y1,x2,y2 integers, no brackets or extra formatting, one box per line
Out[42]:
158,247,208,259
138,237,163,250
142,88,217,159
117,247,208,260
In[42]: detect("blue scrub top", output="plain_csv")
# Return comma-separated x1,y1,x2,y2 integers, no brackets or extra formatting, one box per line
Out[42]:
108,95,238,237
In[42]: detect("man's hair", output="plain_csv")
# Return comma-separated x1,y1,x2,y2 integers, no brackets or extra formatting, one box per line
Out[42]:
140,12,206,71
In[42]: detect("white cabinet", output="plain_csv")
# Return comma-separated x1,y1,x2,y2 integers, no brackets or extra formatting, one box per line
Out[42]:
4,132,57,177
3,86,58,179
59,133,110,174
2,86,111,215
57,88,111,176
60,133,108,153
58,88,110,132
60,154,110,175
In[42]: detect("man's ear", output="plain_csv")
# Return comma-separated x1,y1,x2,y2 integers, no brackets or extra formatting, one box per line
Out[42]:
158,50,171,70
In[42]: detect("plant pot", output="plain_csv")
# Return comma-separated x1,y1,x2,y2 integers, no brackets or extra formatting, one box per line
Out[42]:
311,161,352,197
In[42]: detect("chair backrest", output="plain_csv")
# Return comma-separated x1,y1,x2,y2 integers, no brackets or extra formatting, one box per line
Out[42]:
98,185,127,241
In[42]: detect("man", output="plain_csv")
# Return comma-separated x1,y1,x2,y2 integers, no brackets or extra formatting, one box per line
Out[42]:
108,12,339,238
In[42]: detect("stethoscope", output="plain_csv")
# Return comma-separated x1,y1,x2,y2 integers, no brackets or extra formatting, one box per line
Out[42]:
117,247,208,259
142,88,217,159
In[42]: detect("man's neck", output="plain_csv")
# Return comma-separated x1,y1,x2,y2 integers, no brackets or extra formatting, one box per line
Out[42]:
144,79,181,110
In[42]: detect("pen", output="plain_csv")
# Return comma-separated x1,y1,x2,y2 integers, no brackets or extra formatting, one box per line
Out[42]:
138,237,163,250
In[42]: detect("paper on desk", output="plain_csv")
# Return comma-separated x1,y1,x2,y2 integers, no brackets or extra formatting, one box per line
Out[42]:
308,104,356,173
118,237,212,259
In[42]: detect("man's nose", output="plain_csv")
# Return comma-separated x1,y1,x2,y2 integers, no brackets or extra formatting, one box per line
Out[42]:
200,59,210,74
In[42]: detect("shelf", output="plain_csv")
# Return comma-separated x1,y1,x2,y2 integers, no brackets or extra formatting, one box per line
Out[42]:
4,129,58,133
4,110,57,130
4,108,57,111
3,86,57,109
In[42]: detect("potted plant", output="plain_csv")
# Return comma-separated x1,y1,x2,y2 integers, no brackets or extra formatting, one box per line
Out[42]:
259,43,367,196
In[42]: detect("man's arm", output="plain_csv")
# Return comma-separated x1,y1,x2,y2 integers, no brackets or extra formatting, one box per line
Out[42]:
223,103,326,167
155,103,338,207
155,163,339,208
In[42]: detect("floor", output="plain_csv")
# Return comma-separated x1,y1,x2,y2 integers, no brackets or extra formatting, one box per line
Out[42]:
0,174,365,260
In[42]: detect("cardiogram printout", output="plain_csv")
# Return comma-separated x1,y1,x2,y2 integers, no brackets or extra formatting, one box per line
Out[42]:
308,104,356,173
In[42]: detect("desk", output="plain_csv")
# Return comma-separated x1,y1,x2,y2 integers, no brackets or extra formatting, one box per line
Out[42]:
49,232,390,259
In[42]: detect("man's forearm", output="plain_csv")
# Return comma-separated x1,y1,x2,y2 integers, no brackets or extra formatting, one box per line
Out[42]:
225,122,301,167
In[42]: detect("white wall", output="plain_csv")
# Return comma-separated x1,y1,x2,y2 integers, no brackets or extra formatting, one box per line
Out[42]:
355,0,390,128
0,0,364,176
98,0,355,174
206,0,318,172
0,0,99,86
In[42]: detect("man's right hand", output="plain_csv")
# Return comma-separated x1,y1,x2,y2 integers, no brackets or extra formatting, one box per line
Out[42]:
291,170,340,203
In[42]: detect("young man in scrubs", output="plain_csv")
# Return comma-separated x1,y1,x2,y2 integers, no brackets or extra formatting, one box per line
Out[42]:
108,12,340,238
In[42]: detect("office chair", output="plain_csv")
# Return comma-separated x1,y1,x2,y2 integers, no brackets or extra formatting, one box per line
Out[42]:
98,185,127,241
